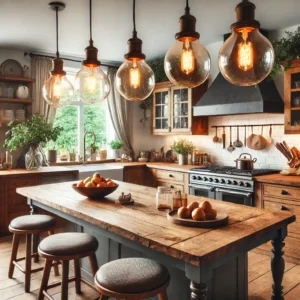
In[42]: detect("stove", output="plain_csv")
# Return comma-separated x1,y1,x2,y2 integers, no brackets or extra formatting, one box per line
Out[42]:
188,166,280,207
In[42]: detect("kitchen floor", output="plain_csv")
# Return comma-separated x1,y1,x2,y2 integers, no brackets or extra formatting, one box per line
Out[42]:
0,236,299,299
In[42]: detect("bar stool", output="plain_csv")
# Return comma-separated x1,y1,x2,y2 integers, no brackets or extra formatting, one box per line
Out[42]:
38,232,99,300
8,214,59,293
94,258,170,299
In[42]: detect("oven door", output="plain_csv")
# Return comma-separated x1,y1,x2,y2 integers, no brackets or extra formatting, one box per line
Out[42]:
215,188,253,206
189,184,215,199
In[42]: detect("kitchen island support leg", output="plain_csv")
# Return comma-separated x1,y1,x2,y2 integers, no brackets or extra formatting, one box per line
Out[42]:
271,228,287,300
29,200,40,263
190,281,208,300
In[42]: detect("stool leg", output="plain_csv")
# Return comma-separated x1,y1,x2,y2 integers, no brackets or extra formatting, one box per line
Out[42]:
38,259,52,300
61,260,69,300
8,234,20,278
25,234,32,293
48,230,59,276
32,233,40,263
74,259,81,294
158,290,168,300
88,253,99,277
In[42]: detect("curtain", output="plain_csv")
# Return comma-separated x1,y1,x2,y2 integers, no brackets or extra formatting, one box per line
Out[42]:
31,56,56,124
107,68,134,157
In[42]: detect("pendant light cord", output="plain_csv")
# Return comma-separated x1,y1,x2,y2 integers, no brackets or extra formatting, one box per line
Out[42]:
133,0,137,37
185,0,190,14
89,0,93,41
56,7,59,57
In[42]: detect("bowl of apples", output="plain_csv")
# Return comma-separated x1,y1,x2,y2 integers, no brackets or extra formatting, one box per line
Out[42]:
72,172,119,199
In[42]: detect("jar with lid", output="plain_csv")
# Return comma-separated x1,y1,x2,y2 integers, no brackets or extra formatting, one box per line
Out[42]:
156,186,172,211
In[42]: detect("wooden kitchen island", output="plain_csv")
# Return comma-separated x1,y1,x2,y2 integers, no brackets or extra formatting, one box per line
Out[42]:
17,181,295,300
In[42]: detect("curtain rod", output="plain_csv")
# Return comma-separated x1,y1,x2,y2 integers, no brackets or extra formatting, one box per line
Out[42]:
24,52,119,69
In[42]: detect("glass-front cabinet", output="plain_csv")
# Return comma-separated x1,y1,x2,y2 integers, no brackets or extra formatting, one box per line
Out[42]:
152,81,208,135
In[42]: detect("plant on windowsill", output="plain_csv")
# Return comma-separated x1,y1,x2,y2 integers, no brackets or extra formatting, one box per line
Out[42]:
171,138,195,166
89,143,99,161
47,141,58,163
3,115,63,170
108,140,124,159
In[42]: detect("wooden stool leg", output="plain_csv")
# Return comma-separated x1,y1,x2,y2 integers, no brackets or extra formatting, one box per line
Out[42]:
48,230,59,276
38,259,52,300
88,253,98,277
32,233,40,263
158,290,168,300
74,259,81,294
61,260,69,300
25,234,32,293
8,234,20,278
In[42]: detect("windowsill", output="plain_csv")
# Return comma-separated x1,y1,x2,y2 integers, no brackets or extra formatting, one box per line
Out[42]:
48,159,116,166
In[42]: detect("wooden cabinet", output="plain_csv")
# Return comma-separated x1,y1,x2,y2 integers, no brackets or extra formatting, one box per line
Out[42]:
284,59,300,134
152,81,208,135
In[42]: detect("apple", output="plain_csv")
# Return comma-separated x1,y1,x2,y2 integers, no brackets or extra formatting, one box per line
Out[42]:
85,181,95,188
77,181,85,187
93,172,101,179
92,177,101,185
83,177,92,184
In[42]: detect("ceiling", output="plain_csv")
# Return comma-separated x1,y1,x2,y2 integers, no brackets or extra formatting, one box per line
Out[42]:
0,0,299,63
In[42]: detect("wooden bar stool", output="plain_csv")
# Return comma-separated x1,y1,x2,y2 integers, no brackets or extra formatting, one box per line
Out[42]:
94,258,170,300
38,232,99,300
8,214,59,293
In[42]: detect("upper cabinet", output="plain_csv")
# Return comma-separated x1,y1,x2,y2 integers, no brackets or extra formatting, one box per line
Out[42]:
152,81,208,135
284,59,300,134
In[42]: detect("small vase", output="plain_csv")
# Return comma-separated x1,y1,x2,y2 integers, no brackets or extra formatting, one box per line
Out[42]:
91,153,97,161
25,147,43,170
113,149,121,159
47,150,57,163
99,149,107,160
178,154,188,165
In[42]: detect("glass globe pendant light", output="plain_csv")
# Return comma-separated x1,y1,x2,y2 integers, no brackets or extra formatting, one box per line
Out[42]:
164,0,211,88
116,0,155,101
43,2,74,108
218,0,274,86
75,0,110,104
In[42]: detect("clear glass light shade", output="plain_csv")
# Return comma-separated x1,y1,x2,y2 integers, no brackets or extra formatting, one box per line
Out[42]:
43,74,74,108
218,27,274,86
75,65,110,104
116,58,155,101
164,38,211,88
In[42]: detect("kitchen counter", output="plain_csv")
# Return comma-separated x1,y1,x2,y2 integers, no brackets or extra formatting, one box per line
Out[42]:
18,181,295,299
254,173,300,187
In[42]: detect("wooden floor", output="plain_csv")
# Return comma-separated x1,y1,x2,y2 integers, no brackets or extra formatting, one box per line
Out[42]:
0,236,300,299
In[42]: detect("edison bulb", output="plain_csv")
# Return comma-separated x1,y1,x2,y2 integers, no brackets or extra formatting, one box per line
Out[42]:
219,27,274,86
43,75,74,108
116,58,155,101
164,38,210,88
75,65,110,104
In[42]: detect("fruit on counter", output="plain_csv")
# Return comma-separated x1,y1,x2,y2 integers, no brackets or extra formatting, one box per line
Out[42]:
205,208,217,220
97,182,107,187
187,201,200,214
177,207,190,219
191,208,205,221
76,174,117,188
93,172,101,178
107,180,117,187
83,177,92,184
85,181,95,188
199,200,212,213
92,177,101,185
77,181,85,187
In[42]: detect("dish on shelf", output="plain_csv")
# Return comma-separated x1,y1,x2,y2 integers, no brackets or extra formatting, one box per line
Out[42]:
0,59,23,77
138,157,148,162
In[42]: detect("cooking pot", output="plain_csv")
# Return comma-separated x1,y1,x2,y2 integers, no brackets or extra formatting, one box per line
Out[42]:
235,153,257,170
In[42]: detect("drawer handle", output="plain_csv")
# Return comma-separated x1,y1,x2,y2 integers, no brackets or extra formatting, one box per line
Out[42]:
170,185,175,189
281,190,288,195
280,205,289,211
169,174,174,178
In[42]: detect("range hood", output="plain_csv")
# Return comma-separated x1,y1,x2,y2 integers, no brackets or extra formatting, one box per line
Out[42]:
193,32,284,117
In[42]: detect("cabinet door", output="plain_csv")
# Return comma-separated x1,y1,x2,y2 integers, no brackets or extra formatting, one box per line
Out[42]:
170,86,192,134
153,88,170,134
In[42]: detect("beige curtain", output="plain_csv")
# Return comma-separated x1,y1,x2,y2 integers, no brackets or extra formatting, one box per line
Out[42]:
107,68,134,157
31,56,56,124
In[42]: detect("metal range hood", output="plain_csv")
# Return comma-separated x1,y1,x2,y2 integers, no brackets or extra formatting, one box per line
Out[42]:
193,32,284,117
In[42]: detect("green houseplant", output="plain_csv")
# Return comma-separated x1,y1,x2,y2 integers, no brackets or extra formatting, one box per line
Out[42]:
108,140,124,159
171,138,194,165
4,115,63,170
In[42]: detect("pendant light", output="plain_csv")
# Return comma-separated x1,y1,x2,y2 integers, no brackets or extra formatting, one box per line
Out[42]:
43,2,75,108
116,0,155,101
164,0,211,88
218,0,274,86
75,0,110,104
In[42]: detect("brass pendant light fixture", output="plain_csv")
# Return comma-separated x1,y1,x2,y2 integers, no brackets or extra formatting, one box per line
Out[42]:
116,0,155,101
75,0,110,104
218,0,274,86
164,0,211,88
43,2,75,108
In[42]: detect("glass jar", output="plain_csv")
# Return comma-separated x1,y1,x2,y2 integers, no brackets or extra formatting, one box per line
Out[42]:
156,186,172,211
173,190,182,210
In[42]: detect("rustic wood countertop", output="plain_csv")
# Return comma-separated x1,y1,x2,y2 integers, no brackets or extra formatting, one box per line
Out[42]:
17,181,295,266
254,174,300,187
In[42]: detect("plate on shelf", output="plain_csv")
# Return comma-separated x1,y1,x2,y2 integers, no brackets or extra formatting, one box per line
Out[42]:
0,59,23,77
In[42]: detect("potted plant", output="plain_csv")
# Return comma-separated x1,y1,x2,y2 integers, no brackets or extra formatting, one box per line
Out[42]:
46,141,57,163
89,143,99,161
108,140,124,159
171,138,194,165
4,115,63,170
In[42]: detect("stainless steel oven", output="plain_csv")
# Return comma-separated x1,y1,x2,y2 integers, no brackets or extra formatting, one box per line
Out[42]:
214,188,253,206
189,184,215,199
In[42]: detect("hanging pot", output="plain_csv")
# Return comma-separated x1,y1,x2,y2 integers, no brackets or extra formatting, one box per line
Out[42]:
234,153,257,170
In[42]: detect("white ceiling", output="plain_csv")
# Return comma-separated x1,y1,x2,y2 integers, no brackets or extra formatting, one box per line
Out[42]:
0,0,299,63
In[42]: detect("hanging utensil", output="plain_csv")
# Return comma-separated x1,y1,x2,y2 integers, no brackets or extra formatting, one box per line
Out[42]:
213,127,219,143
227,127,235,152
244,126,247,147
233,126,243,148
267,125,272,144
247,126,256,149
251,125,267,150
222,127,226,149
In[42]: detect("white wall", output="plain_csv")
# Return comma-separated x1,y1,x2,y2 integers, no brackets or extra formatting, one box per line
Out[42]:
128,25,300,170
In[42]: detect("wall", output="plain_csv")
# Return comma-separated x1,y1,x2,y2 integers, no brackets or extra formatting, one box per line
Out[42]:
128,25,300,170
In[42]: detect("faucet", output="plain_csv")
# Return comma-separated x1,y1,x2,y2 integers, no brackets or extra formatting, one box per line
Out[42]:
83,131,96,162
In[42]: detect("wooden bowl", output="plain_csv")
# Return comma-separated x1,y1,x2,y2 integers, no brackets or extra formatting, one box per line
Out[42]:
72,183,119,199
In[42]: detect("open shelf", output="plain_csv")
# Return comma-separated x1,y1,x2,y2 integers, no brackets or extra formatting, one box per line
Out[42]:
0,75,34,83
0,98,33,104
291,107,300,111
291,88,300,92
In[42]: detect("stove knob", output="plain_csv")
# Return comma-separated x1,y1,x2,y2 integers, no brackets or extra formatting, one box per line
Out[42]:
197,176,202,180
226,180,232,184
238,181,244,186
203,177,208,181
232,180,238,185
244,182,251,187
191,175,197,180
209,178,213,182
220,179,225,184
214,178,219,183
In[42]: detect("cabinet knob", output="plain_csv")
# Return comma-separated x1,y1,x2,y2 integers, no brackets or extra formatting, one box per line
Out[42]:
281,190,288,195
169,174,174,178
170,185,175,189
280,205,288,211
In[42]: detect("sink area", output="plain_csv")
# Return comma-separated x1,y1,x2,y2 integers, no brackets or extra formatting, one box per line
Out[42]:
64,164,124,181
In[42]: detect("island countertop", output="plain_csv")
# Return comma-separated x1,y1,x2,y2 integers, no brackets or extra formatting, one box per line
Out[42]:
17,181,295,267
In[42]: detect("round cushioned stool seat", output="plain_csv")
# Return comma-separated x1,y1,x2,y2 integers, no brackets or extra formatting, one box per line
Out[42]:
39,232,98,257
10,215,55,231
95,258,170,294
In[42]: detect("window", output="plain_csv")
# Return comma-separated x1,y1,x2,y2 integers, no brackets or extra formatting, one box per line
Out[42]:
51,67,115,158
